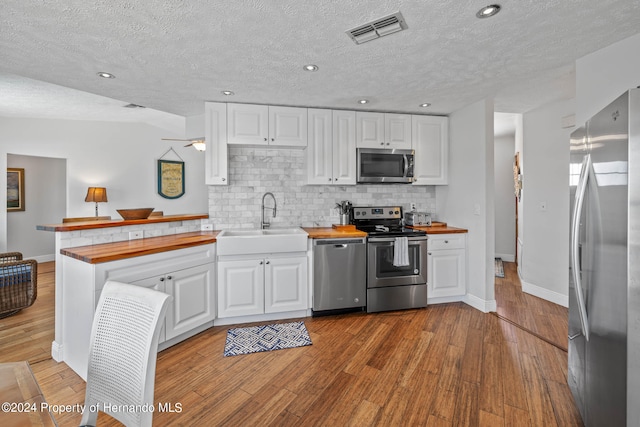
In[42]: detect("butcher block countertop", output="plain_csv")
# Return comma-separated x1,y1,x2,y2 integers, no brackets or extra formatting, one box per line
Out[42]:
303,225,367,239
410,221,468,234
61,231,219,264
37,213,209,232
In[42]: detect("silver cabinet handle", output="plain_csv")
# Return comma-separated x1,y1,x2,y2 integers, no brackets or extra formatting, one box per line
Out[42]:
222,178,226,181
444,240,449,244
166,276,172,280
159,277,165,282
266,261,270,264
260,261,264,265
329,178,332,182
271,138,274,142
264,137,267,141
380,142,384,145
428,252,432,255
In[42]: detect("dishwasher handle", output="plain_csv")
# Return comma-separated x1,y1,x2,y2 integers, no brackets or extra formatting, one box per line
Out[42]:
314,238,366,246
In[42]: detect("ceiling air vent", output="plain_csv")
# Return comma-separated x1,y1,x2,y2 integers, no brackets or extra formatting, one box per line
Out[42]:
346,11,408,45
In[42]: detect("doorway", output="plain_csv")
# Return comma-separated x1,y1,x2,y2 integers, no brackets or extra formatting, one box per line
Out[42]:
6,154,66,261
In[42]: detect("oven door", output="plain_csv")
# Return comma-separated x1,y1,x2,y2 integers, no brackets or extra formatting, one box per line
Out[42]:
367,237,427,288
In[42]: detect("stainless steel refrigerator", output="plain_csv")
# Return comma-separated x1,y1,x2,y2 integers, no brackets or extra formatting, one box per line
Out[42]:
569,89,640,426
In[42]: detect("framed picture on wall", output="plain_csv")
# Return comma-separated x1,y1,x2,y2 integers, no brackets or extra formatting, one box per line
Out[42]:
7,168,25,211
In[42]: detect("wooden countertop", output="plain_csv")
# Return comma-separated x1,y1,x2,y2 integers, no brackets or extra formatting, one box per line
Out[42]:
61,231,219,264
302,226,367,239
37,213,209,232
409,221,468,234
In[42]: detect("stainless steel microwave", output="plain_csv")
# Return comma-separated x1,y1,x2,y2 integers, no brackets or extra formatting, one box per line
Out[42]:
356,148,415,183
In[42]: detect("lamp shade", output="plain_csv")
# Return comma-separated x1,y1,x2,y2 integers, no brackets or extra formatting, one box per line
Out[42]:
85,187,108,203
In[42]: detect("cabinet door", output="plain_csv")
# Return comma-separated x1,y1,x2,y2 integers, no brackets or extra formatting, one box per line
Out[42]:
427,249,466,298
218,259,264,317
130,276,167,343
227,103,268,145
269,106,307,147
412,115,449,185
164,263,215,340
356,112,385,148
332,110,357,185
307,108,333,185
384,113,412,149
264,256,308,313
204,102,228,185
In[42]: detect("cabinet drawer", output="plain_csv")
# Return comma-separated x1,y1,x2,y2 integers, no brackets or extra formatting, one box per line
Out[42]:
428,234,465,250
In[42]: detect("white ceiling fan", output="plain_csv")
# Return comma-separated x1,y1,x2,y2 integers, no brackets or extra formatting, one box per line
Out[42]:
161,138,206,151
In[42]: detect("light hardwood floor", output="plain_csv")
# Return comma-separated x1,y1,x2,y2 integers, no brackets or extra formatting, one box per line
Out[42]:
0,261,583,426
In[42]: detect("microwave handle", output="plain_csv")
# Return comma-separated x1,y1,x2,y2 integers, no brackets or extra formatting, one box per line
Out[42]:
403,154,409,177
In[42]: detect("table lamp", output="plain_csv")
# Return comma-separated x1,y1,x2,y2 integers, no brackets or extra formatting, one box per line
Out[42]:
85,187,108,217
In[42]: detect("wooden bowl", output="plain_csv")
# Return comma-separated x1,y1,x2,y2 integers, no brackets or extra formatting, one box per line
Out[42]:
117,208,155,220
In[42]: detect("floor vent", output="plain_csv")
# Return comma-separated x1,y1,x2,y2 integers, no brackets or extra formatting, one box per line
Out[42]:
346,11,408,45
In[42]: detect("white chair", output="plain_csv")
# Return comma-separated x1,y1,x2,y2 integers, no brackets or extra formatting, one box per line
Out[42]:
79,281,170,427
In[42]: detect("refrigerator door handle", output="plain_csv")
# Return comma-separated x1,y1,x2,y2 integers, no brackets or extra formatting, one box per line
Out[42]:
571,154,591,341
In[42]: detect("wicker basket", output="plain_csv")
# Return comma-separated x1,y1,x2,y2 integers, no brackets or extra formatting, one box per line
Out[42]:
0,253,37,318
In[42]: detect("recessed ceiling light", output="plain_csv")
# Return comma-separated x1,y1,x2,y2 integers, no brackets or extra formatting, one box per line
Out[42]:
358,99,369,104
221,90,234,96
419,103,431,108
96,72,115,79
303,64,319,72
476,4,501,18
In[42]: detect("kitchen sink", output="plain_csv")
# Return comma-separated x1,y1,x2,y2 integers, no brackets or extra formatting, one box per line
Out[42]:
216,227,308,256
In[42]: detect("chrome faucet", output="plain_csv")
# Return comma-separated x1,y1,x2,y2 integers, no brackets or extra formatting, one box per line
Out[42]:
261,192,277,229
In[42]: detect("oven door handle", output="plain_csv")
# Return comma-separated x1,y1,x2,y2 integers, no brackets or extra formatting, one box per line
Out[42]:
368,236,427,243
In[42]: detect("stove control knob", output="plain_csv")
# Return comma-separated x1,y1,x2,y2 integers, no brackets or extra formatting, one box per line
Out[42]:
389,210,393,215
394,210,400,214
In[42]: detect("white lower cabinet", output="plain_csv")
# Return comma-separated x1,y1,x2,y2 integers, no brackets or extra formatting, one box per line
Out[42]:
60,244,216,380
131,263,215,341
427,234,466,300
218,255,308,318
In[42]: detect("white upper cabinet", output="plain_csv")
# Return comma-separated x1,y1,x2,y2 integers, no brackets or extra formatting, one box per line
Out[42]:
332,110,357,185
227,103,307,147
204,102,228,185
412,115,449,185
269,106,308,147
356,112,384,148
385,113,412,149
356,112,411,149
306,109,356,185
227,103,268,145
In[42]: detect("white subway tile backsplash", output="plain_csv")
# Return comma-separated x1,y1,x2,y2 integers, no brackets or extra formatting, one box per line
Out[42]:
208,147,436,228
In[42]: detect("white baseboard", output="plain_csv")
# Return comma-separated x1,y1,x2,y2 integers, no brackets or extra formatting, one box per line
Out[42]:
463,294,497,313
213,309,310,327
51,341,63,362
495,253,515,262
518,271,568,307
31,254,55,263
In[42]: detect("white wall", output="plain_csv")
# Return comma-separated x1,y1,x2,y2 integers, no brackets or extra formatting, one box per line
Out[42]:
437,98,495,311
494,135,516,261
7,154,66,261
520,98,574,306
0,116,208,253
576,32,640,125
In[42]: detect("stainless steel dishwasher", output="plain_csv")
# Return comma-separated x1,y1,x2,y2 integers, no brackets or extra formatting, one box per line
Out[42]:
312,237,366,316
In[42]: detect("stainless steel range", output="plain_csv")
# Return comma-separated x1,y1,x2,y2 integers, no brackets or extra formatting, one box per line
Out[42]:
351,206,428,313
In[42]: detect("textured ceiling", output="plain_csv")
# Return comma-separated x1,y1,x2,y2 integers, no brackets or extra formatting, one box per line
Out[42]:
1,0,639,130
